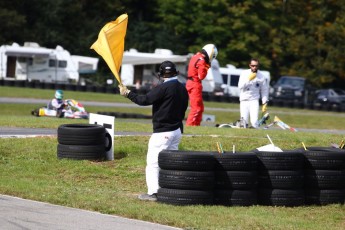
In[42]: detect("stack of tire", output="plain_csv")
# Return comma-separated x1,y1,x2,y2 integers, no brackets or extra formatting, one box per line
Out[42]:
301,147,345,205
157,150,215,205
57,124,106,160
256,150,305,207
213,152,259,206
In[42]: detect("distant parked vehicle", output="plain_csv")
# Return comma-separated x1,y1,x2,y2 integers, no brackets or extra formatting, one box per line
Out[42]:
269,76,316,108
313,88,345,111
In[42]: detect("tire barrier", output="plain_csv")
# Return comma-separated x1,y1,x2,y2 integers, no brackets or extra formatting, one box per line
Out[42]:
158,150,215,171
256,150,305,206
57,124,106,160
213,152,258,206
298,147,345,205
157,150,215,205
156,148,345,206
157,188,214,206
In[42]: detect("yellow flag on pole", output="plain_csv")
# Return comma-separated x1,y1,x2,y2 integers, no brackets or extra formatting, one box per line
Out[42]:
90,14,128,84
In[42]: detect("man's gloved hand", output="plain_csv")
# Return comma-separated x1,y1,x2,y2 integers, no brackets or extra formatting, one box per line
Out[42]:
262,103,268,113
118,84,130,97
248,72,256,81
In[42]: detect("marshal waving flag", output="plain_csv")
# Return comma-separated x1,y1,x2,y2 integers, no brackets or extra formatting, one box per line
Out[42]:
90,13,128,84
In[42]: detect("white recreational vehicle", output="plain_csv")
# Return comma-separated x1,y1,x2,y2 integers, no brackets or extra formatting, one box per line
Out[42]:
219,64,271,97
0,42,98,83
120,49,225,95
202,59,224,94
120,48,189,89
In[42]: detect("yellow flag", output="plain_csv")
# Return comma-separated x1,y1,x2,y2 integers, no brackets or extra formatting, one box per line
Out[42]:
90,14,128,84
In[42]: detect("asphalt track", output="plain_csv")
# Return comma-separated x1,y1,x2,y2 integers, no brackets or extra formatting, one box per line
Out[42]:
0,195,181,230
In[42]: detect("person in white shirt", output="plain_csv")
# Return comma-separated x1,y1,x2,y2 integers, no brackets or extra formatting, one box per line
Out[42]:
238,58,269,128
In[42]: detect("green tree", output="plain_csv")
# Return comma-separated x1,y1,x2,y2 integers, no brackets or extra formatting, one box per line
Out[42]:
277,0,345,87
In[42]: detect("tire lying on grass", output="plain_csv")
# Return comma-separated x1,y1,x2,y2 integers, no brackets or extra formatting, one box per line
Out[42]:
58,124,106,146
256,150,304,170
305,189,345,205
57,124,106,160
158,150,215,171
258,189,305,207
157,188,213,206
57,144,106,160
159,169,215,190
213,152,258,171
300,148,345,170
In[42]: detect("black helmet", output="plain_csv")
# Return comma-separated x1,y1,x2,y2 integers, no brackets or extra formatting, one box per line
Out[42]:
158,61,178,78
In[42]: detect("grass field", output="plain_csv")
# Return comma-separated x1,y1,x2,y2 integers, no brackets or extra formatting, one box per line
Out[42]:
1,86,345,229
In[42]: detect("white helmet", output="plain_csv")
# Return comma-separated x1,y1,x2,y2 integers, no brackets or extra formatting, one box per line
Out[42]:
202,44,218,63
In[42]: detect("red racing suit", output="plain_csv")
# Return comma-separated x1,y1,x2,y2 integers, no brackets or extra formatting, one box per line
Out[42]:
186,52,210,126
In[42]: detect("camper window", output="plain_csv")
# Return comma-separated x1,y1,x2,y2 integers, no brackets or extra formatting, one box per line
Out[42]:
58,60,67,68
221,74,240,87
49,59,56,67
18,57,26,63
230,75,240,87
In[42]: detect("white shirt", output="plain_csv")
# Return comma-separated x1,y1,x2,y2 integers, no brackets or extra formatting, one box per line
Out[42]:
238,69,269,104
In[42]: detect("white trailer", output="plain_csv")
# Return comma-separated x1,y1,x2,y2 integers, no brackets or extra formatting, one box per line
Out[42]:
120,48,189,89
0,42,98,83
202,59,224,94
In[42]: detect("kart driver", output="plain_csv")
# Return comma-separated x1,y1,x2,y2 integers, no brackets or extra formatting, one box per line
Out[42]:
186,44,218,126
48,90,66,117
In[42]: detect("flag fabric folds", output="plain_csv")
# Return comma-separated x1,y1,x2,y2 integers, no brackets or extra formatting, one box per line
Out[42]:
90,14,128,84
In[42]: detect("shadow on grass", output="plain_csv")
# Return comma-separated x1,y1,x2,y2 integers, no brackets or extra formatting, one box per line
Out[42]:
114,151,127,160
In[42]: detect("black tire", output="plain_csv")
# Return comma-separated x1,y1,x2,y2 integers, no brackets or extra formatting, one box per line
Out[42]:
302,149,345,170
305,189,345,205
215,171,258,189
302,147,345,152
213,152,258,171
158,150,215,171
258,189,305,207
256,150,304,170
157,188,213,206
159,170,215,190
304,170,345,189
214,189,257,206
259,170,304,189
57,144,106,160
58,124,106,146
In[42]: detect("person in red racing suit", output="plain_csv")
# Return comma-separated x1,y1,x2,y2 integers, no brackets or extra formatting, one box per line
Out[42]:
186,44,218,126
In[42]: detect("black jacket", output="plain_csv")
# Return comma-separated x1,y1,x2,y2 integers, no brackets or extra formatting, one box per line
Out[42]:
127,78,188,133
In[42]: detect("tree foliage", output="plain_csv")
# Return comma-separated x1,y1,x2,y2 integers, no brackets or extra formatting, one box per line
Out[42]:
0,0,344,87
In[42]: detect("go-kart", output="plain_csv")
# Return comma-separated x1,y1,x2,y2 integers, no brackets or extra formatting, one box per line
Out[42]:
31,99,89,119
